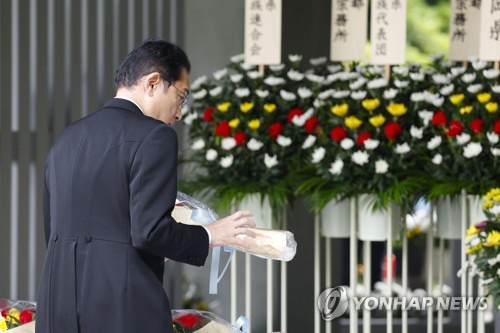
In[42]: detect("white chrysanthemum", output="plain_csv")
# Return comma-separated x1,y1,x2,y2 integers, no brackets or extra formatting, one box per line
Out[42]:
277,135,292,147
340,138,355,150
355,65,367,74
418,110,434,126
351,150,369,165
456,133,471,145
181,105,190,116
492,85,500,94
264,76,286,86
213,68,228,80
483,69,500,79
191,138,205,150
327,64,343,73
269,64,285,71
209,86,223,97
230,54,245,63
298,87,313,99
220,155,234,168
310,57,327,66
393,66,409,75
491,148,500,157
472,60,487,70
332,90,350,98
410,92,425,102
375,159,389,174
462,73,476,83
264,153,279,168
410,72,424,81
326,73,340,83
221,137,237,150
349,77,367,90
247,138,264,151
311,147,326,163
432,96,444,107
206,149,218,161
289,54,303,62
318,89,334,100
280,90,297,101
192,89,207,100
351,90,367,100
339,72,359,81
306,74,325,84
383,88,398,99
463,142,482,158
427,135,442,150
235,87,250,97
368,66,383,75
230,74,244,83
432,154,442,165
394,79,410,88
302,135,316,149
487,132,499,144
432,74,450,84
292,108,314,126
240,63,255,71
367,78,388,89
410,126,423,139
395,142,411,154
256,89,269,98
467,84,483,94
247,71,263,79
191,75,207,90
287,69,304,81
363,139,379,150
451,67,466,76
440,84,454,96
183,112,198,125
329,159,344,175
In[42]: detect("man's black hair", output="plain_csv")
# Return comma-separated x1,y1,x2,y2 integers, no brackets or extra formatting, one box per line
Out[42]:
114,40,191,89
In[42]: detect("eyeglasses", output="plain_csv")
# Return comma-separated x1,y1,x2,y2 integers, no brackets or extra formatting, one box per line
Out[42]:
167,82,189,108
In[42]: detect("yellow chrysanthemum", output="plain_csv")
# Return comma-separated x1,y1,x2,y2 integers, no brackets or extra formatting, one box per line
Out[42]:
248,119,261,130
264,103,277,113
8,308,20,320
477,92,492,104
369,114,386,127
229,118,240,128
217,102,232,112
486,102,498,113
362,98,380,111
240,102,254,113
459,105,473,114
466,224,480,237
0,318,7,331
482,201,494,210
330,103,349,117
386,103,407,117
345,116,362,129
485,230,500,247
466,243,483,254
407,226,421,239
450,93,465,105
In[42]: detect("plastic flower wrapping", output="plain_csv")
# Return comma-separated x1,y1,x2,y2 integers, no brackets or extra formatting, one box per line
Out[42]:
0,299,36,331
172,310,245,333
172,191,297,262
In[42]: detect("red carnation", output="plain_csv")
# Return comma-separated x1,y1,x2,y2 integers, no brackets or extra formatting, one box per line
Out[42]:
287,108,303,123
446,120,463,137
269,122,283,139
203,107,215,122
174,313,204,328
19,309,34,324
215,121,231,137
356,132,372,146
432,110,447,127
234,132,248,146
495,119,500,134
1,308,9,318
384,121,402,141
304,116,318,133
470,119,483,134
330,126,348,142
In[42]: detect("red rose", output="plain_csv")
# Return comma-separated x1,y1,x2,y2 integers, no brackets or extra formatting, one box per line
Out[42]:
384,121,402,141
234,132,248,146
203,107,215,122
287,108,303,123
174,313,204,328
432,110,447,127
446,120,463,137
356,132,372,146
470,118,483,134
269,122,283,139
1,308,9,318
215,121,231,137
304,116,318,133
495,119,500,134
330,126,347,142
19,309,34,324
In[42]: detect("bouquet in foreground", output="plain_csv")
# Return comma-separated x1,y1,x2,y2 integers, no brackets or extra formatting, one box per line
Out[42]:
0,299,36,331
172,310,246,333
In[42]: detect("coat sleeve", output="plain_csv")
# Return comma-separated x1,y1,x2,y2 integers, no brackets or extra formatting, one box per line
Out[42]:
129,123,209,266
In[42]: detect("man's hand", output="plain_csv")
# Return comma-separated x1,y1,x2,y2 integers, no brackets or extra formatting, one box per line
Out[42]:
205,210,257,249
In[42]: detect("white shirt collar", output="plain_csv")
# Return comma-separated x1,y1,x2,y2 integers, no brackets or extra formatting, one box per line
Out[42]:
114,96,145,114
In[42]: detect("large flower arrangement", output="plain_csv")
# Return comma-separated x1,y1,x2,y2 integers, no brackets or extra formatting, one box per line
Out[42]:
465,188,500,309
0,301,36,331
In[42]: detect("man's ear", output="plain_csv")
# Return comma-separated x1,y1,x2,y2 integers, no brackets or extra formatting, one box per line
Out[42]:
143,72,162,95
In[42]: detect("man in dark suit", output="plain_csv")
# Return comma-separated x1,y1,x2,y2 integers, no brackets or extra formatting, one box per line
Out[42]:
36,40,256,333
